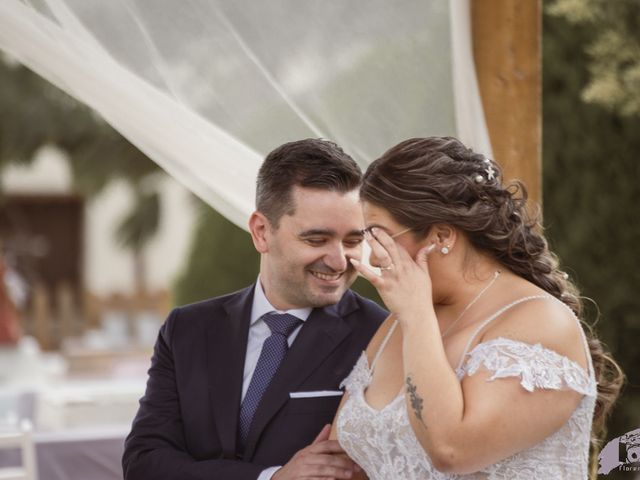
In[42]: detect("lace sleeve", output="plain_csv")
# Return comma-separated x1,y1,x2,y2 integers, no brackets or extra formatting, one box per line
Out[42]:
460,337,597,396
339,352,371,394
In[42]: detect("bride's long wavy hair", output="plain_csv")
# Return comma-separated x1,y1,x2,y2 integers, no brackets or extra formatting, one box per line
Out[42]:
360,136,624,477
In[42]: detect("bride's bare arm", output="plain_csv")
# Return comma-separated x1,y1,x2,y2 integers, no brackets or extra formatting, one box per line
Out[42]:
400,299,585,474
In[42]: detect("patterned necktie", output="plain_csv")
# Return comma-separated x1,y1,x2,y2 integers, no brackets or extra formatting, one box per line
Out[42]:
238,312,302,449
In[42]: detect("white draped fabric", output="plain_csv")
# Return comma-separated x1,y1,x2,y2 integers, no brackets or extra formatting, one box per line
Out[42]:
0,0,491,231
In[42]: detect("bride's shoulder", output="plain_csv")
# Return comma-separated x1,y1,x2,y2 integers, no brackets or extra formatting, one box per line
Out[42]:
363,314,397,364
479,292,588,370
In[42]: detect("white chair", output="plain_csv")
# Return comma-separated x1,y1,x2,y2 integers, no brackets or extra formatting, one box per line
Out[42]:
0,419,38,480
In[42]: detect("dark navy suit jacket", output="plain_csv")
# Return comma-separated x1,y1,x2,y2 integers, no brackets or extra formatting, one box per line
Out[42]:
122,284,386,479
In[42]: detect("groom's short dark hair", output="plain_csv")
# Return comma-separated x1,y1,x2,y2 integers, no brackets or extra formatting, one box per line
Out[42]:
256,138,361,227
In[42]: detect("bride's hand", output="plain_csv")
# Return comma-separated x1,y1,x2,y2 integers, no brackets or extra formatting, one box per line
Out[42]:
350,228,435,321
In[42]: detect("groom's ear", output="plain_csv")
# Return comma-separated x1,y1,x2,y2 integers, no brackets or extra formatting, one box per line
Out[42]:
249,211,270,253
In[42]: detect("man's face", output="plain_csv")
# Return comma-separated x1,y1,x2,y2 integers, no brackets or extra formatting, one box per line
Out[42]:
260,186,364,310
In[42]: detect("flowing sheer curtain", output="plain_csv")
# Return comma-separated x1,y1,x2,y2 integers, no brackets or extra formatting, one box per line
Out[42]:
0,0,490,231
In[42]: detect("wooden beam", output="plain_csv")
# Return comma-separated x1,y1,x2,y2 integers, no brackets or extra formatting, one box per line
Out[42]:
471,0,542,205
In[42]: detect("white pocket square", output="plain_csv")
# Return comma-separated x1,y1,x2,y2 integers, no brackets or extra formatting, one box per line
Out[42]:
289,390,344,399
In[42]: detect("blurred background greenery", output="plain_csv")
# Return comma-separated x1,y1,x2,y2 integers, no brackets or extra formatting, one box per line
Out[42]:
543,1,640,473
0,0,637,475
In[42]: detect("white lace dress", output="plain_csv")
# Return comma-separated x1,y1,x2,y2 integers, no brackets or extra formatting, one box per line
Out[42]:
336,296,597,479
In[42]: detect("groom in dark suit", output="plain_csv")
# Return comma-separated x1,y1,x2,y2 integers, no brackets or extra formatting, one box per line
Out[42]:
123,138,387,480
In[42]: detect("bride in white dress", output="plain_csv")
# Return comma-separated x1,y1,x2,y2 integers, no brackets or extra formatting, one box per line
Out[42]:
331,137,623,479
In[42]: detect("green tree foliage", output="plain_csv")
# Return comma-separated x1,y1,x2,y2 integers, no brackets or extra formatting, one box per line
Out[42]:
173,203,259,305
115,189,161,294
0,57,158,194
547,0,640,116
543,2,640,462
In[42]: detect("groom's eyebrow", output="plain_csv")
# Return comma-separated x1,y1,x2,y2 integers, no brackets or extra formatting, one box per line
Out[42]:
299,229,364,238
299,229,334,237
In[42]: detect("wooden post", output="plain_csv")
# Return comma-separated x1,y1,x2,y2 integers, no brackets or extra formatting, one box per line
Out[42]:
32,283,52,350
57,282,78,339
471,0,542,205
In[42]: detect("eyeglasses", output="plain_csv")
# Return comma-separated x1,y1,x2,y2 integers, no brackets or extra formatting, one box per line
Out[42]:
390,227,413,239
361,226,413,239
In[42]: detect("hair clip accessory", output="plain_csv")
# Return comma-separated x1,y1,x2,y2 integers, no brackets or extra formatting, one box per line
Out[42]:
485,165,496,180
474,155,496,183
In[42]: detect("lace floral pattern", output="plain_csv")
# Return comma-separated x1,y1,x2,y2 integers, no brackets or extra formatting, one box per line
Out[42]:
337,338,597,479
459,337,597,396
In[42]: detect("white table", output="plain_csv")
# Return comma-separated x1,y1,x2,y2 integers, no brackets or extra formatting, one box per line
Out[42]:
0,425,130,480
1,378,145,479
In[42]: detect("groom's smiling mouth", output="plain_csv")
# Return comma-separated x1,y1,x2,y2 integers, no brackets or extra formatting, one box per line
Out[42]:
309,270,343,282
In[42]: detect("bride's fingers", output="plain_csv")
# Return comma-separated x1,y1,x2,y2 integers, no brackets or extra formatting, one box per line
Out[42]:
416,244,436,272
370,228,401,266
349,258,383,288
364,230,392,268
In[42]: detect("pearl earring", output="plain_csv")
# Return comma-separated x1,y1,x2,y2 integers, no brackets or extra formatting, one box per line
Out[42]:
441,246,450,255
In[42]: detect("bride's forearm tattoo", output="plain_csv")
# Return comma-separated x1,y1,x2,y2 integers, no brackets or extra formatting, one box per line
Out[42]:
406,375,426,426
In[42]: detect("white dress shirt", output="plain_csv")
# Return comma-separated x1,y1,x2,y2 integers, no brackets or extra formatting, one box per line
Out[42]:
245,278,311,480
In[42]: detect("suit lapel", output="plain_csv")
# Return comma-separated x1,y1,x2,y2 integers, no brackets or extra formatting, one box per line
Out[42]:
207,285,254,458
243,292,358,459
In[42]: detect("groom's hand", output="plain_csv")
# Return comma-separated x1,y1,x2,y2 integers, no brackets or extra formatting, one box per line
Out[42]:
272,424,358,479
